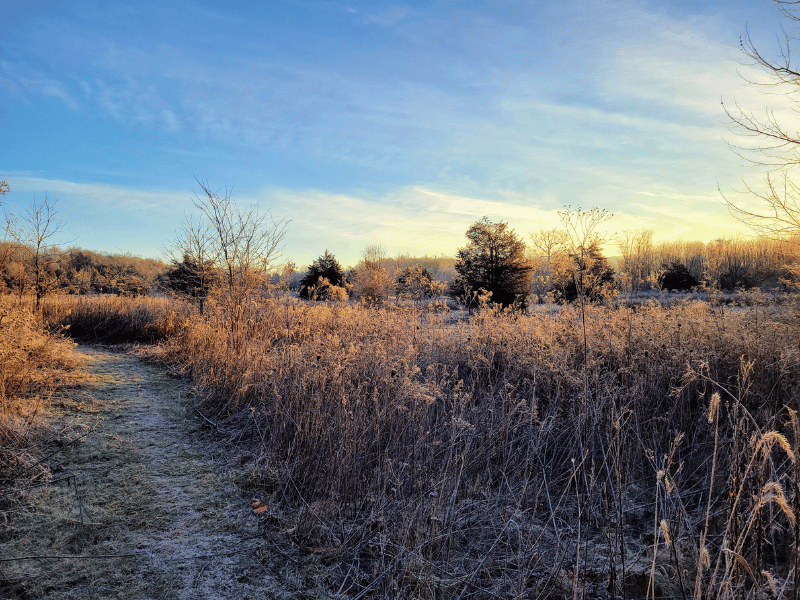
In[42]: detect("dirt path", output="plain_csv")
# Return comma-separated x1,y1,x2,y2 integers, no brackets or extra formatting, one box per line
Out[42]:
1,345,306,600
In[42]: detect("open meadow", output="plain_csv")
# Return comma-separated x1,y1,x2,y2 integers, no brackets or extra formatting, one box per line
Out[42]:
10,0,800,597
10,290,793,598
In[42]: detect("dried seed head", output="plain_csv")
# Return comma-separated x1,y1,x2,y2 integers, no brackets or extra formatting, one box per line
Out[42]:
762,570,779,596
700,545,710,570
660,520,671,546
758,431,796,464
708,392,720,423
758,481,796,526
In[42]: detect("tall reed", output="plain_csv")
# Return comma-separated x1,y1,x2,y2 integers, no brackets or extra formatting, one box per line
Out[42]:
0,296,76,482
41,294,189,343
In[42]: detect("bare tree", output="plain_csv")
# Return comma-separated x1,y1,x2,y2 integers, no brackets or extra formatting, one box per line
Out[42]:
617,228,656,292
163,214,215,314
351,244,393,304
529,228,568,273
176,181,288,323
724,1,800,239
6,196,68,309
528,228,568,300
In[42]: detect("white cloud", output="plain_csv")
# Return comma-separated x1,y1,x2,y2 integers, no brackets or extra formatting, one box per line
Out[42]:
7,175,190,214
0,60,80,110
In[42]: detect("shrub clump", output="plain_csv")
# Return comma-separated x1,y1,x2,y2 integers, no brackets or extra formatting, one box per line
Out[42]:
658,262,699,291
299,251,347,301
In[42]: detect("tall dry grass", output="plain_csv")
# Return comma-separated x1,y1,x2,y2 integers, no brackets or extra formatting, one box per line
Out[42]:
41,294,189,343
0,296,77,485
137,294,798,598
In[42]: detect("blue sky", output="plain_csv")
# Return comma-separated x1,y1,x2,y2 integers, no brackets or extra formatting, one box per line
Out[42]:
0,0,792,267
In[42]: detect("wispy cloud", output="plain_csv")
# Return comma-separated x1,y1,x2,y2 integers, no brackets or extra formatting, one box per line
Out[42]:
365,4,409,27
7,175,190,214
0,60,80,110
0,0,776,260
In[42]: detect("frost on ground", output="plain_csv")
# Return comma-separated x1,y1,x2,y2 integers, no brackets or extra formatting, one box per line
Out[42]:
1,346,326,600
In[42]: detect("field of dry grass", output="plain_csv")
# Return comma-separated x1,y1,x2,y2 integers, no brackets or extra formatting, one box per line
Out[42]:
40,295,189,344
0,296,86,594
34,293,800,598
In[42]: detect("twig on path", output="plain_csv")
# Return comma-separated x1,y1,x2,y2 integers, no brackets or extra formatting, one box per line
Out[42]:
191,403,218,429
0,474,75,498
0,552,141,562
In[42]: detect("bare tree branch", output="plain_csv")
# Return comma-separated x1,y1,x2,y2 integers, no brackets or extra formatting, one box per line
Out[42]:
724,1,800,240
170,180,288,325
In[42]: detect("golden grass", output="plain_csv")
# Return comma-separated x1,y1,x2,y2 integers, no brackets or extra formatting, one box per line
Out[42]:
0,296,79,484
42,293,800,598
41,294,189,343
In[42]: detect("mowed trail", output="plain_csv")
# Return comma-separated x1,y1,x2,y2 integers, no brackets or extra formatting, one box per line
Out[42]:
2,345,289,600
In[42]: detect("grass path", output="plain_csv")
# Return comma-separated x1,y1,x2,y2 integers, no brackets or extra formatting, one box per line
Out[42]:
1,345,304,600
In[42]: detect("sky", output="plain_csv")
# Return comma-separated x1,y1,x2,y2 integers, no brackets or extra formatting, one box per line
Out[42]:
1,0,796,268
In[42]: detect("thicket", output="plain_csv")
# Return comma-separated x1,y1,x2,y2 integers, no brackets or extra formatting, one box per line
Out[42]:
526,231,800,298
349,245,394,304
0,297,77,495
396,265,444,302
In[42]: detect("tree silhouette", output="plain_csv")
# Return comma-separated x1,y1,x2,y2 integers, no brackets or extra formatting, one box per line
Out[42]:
449,217,532,309
299,251,346,300
162,253,216,310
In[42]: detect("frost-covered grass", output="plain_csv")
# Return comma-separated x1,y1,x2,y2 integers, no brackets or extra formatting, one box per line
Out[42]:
38,289,800,598
154,294,799,598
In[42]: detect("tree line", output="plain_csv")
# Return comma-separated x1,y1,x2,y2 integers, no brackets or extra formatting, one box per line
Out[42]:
2,181,799,313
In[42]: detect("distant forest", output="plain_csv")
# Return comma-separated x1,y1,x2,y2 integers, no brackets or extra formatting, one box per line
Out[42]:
1,232,799,302
0,240,459,300
0,243,167,297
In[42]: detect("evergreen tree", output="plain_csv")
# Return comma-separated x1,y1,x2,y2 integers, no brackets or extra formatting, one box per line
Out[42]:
299,251,346,300
162,253,215,311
